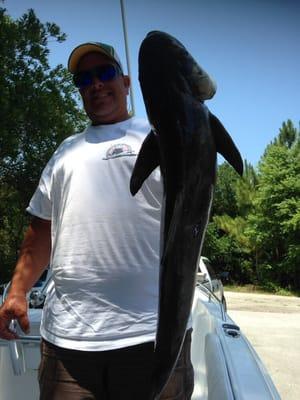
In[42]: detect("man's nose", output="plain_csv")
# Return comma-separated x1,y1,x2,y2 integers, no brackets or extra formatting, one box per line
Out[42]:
91,76,105,88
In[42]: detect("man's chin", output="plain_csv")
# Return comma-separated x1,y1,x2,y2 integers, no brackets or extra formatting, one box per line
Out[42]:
86,105,129,125
89,112,117,125
87,106,114,123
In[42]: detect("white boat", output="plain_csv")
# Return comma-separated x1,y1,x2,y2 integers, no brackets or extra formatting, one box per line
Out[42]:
0,264,281,400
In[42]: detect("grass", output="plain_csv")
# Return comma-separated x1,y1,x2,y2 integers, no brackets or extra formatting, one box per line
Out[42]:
224,284,300,297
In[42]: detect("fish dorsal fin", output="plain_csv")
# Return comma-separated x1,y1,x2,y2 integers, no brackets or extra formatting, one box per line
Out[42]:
209,112,244,176
130,130,160,195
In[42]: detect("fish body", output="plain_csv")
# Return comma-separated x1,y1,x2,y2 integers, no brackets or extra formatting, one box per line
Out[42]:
130,31,243,399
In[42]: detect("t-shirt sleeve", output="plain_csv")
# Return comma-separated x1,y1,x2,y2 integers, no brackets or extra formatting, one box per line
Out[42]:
26,158,54,221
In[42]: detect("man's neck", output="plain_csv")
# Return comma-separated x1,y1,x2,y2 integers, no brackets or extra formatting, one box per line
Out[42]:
91,113,131,126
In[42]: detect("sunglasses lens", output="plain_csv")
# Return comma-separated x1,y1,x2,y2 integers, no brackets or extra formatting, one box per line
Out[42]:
73,71,92,88
98,65,119,81
73,65,121,88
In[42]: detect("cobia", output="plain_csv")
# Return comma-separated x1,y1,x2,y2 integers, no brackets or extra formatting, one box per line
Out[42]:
130,31,243,399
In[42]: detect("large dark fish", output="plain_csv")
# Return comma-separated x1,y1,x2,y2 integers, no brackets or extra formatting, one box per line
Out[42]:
130,31,243,399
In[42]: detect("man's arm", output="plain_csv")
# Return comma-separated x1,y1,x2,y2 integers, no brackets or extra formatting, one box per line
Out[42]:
0,217,51,339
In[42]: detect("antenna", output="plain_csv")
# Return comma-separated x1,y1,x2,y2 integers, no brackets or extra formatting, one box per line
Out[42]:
120,0,135,116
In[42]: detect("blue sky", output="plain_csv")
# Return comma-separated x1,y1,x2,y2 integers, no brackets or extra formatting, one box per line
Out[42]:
4,0,300,166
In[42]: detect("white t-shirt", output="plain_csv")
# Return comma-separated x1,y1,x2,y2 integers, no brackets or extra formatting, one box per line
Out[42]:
27,117,163,351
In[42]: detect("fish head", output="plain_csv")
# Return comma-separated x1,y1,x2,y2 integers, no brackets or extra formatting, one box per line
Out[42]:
138,31,216,125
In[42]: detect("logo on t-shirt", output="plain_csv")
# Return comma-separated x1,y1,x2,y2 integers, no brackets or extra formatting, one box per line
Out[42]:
103,144,136,160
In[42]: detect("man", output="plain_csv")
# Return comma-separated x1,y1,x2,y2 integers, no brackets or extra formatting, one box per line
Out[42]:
0,41,214,399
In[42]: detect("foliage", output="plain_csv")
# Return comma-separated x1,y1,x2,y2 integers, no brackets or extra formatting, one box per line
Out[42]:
204,119,300,291
202,221,255,283
248,122,300,289
205,161,259,283
0,8,88,282
211,163,240,217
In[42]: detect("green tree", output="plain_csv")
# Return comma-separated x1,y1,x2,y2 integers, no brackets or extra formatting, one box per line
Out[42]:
213,162,258,253
0,8,88,282
204,161,258,283
277,119,299,149
204,120,300,290
247,120,300,289
211,162,240,217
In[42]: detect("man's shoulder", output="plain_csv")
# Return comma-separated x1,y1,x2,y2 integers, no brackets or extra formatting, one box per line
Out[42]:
128,117,151,143
130,116,151,133
49,130,86,167
57,129,86,150
62,129,86,145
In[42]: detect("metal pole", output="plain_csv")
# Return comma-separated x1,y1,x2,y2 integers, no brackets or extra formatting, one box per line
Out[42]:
120,0,135,115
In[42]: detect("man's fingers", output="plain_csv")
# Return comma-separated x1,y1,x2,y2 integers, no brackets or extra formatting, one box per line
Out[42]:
0,328,18,340
0,302,30,339
0,319,18,340
18,314,30,335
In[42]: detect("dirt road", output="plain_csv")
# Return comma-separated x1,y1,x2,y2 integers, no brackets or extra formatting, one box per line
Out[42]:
225,291,300,400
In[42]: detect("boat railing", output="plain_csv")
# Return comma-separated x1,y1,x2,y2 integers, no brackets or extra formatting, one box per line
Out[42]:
0,273,53,376
196,282,227,322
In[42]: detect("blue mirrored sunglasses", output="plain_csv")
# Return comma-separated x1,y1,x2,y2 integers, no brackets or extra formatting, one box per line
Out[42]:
73,64,122,89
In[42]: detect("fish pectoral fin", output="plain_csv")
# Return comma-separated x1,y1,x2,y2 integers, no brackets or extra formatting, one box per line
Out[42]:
130,130,160,195
209,112,244,176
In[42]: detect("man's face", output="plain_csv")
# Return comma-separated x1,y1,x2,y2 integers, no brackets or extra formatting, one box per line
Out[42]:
77,52,130,125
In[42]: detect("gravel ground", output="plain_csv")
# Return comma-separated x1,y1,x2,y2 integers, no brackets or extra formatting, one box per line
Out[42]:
225,291,300,400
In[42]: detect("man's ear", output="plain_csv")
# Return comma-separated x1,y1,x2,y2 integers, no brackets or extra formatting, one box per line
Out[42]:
123,75,130,94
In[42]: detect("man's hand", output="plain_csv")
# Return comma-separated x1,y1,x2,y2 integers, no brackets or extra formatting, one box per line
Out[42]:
0,216,51,341
0,294,30,340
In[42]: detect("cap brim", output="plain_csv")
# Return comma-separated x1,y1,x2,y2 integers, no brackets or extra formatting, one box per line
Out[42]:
68,44,119,74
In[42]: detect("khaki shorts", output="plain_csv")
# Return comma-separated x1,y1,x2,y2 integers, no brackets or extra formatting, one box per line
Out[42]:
38,329,194,400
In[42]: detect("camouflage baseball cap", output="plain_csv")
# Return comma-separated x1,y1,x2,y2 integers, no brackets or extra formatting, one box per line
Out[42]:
68,42,123,73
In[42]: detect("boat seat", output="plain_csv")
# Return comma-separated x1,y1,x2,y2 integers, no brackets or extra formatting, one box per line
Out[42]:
205,333,234,400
